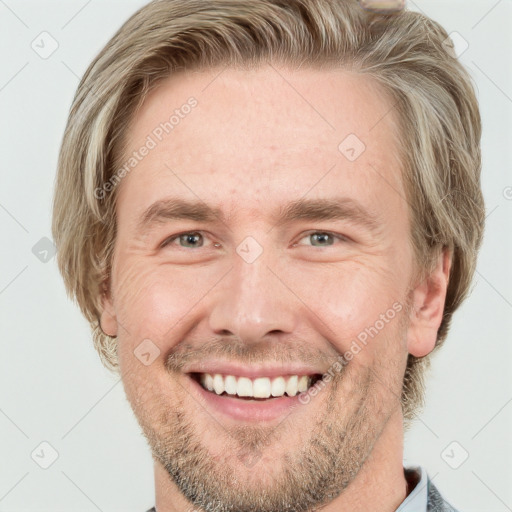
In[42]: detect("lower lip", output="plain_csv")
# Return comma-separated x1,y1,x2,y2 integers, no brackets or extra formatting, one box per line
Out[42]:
187,374,305,422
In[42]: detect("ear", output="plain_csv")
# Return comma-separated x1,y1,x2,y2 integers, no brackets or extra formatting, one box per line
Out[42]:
406,248,452,357
99,279,118,337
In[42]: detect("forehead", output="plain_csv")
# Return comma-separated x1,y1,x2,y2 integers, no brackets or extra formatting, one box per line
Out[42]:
117,65,405,226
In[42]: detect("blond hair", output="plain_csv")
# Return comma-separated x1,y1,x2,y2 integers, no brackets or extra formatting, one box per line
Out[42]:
52,0,484,422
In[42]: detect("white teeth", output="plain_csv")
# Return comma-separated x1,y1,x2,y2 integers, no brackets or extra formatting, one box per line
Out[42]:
298,375,309,392
237,377,253,397
213,374,224,395
197,373,314,398
253,377,271,398
204,373,214,392
224,375,237,395
285,375,298,397
271,376,286,397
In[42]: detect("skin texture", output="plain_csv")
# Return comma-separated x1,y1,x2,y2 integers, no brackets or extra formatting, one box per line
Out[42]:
100,65,451,512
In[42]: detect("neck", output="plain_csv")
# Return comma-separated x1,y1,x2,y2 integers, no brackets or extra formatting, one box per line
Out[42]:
153,409,408,512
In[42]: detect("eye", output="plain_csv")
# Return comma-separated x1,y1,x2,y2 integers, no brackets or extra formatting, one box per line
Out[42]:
160,231,207,249
295,231,348,247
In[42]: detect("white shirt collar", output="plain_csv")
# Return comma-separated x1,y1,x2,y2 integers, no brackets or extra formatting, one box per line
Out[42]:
396,466,429,512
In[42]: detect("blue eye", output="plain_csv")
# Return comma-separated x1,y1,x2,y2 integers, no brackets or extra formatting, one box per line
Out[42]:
161,231,204,248
307,232,334,246
298,231,346,247
160,230,347,251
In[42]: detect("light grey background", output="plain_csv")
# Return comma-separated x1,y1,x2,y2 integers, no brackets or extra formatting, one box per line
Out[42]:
1,0,511,511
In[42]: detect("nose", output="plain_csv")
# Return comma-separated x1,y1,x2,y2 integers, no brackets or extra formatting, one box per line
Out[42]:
208,244,299,343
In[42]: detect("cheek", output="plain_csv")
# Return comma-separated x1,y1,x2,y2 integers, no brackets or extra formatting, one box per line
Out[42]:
293,261,408,355
112,260,222,345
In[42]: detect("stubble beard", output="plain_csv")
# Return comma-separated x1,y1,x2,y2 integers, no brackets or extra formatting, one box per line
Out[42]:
137,360,397,512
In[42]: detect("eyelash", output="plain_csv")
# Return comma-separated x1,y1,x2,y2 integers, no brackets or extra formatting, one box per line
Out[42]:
160,230,349,249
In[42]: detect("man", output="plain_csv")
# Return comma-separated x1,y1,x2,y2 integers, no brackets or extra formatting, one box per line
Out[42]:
52,1,484,510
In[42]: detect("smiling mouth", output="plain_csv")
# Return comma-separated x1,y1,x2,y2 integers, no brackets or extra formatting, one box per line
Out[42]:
189,372,323,400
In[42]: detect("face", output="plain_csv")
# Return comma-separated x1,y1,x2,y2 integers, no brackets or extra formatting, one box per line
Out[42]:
101,65,438,512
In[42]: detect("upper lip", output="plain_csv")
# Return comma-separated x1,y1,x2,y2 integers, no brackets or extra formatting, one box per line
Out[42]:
184,361,325,379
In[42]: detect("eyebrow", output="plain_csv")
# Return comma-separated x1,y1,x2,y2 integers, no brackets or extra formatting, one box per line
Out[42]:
136,196,381,234
138,199,222,230
275,197,380,232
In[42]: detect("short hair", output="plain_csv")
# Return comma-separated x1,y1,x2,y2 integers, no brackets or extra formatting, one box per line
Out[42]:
52,0,485,423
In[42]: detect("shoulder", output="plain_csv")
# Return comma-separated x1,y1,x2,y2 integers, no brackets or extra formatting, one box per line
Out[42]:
427,478,460,512
402,466,461,512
